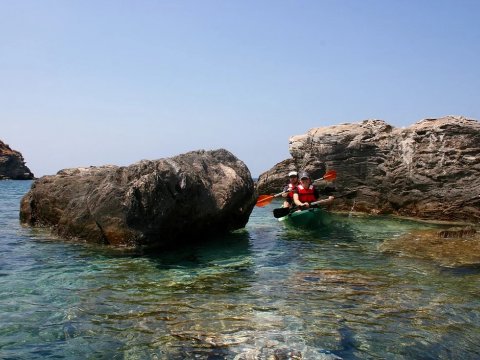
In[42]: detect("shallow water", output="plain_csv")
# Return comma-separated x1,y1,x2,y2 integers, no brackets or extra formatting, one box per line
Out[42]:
1,181,479,359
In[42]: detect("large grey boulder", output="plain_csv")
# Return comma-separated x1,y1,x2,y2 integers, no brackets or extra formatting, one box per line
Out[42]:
257,116,480,223
20,149,255,248
0,140,34,180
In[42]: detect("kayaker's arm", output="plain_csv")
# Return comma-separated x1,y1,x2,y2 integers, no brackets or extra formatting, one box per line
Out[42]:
293,192,303,206
294,186,332,208
293,192,309,207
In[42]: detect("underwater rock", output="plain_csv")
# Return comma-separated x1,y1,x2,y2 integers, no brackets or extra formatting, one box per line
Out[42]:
379,227,480,267
272,348,302,359
437,226,476,238
288,269,385,297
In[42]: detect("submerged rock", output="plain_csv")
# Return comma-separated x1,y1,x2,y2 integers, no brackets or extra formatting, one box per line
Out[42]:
437,226,476,238
379,227,480,267
257,116,480,223
20,149,255,248
0,139,34,180
288,269,385,297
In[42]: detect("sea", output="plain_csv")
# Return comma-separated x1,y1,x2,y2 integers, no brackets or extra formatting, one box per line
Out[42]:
1,180,479,359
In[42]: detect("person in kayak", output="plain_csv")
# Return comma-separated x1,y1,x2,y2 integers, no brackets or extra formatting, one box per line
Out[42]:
293,172,334,208
282,171,299,208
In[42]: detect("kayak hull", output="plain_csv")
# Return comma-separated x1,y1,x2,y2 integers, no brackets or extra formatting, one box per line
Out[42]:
278,207,331,228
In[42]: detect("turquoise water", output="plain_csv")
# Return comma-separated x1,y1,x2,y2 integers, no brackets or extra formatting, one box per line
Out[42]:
1,181,479,359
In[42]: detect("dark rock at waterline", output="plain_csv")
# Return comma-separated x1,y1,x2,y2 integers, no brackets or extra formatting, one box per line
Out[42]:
0,140,34,180
257,116,480,223
20,149,255,248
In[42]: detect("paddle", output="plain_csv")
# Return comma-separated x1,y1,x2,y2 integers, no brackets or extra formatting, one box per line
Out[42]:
255,170,337,207
256,191,289,207
272,190,357,218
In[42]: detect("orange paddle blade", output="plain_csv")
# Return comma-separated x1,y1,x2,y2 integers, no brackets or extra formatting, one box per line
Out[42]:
255,194,275,207
322,170,337,181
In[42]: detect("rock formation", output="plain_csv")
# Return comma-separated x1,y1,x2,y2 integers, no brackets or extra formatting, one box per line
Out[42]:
0,140,34,180
257,116,480,223
20,149,255,248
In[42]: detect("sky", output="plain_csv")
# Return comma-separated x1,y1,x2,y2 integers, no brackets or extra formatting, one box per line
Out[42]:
1,0,479,177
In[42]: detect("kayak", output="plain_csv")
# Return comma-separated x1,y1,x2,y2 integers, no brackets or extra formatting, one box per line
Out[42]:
278,207,331,228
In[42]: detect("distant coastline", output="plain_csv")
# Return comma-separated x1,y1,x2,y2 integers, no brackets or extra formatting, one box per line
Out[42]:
0,139,34,180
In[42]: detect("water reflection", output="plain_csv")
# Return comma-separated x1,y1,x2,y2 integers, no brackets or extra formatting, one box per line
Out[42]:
145,230,253,268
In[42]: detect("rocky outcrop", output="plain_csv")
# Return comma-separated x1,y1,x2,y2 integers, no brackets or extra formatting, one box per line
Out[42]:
257,116,480,223
20,149,255,248
0,140,34,180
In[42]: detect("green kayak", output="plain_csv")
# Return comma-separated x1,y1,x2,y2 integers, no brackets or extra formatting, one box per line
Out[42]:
278,207,331,228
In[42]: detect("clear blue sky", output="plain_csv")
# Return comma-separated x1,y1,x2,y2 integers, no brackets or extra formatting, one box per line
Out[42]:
2,1,479,177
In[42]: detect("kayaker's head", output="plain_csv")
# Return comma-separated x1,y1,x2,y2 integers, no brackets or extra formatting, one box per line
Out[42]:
299,172,311,183
288,171,298,183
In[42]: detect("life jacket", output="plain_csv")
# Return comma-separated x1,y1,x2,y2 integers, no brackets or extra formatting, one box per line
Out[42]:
286,183,297,199
296,184,317,203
